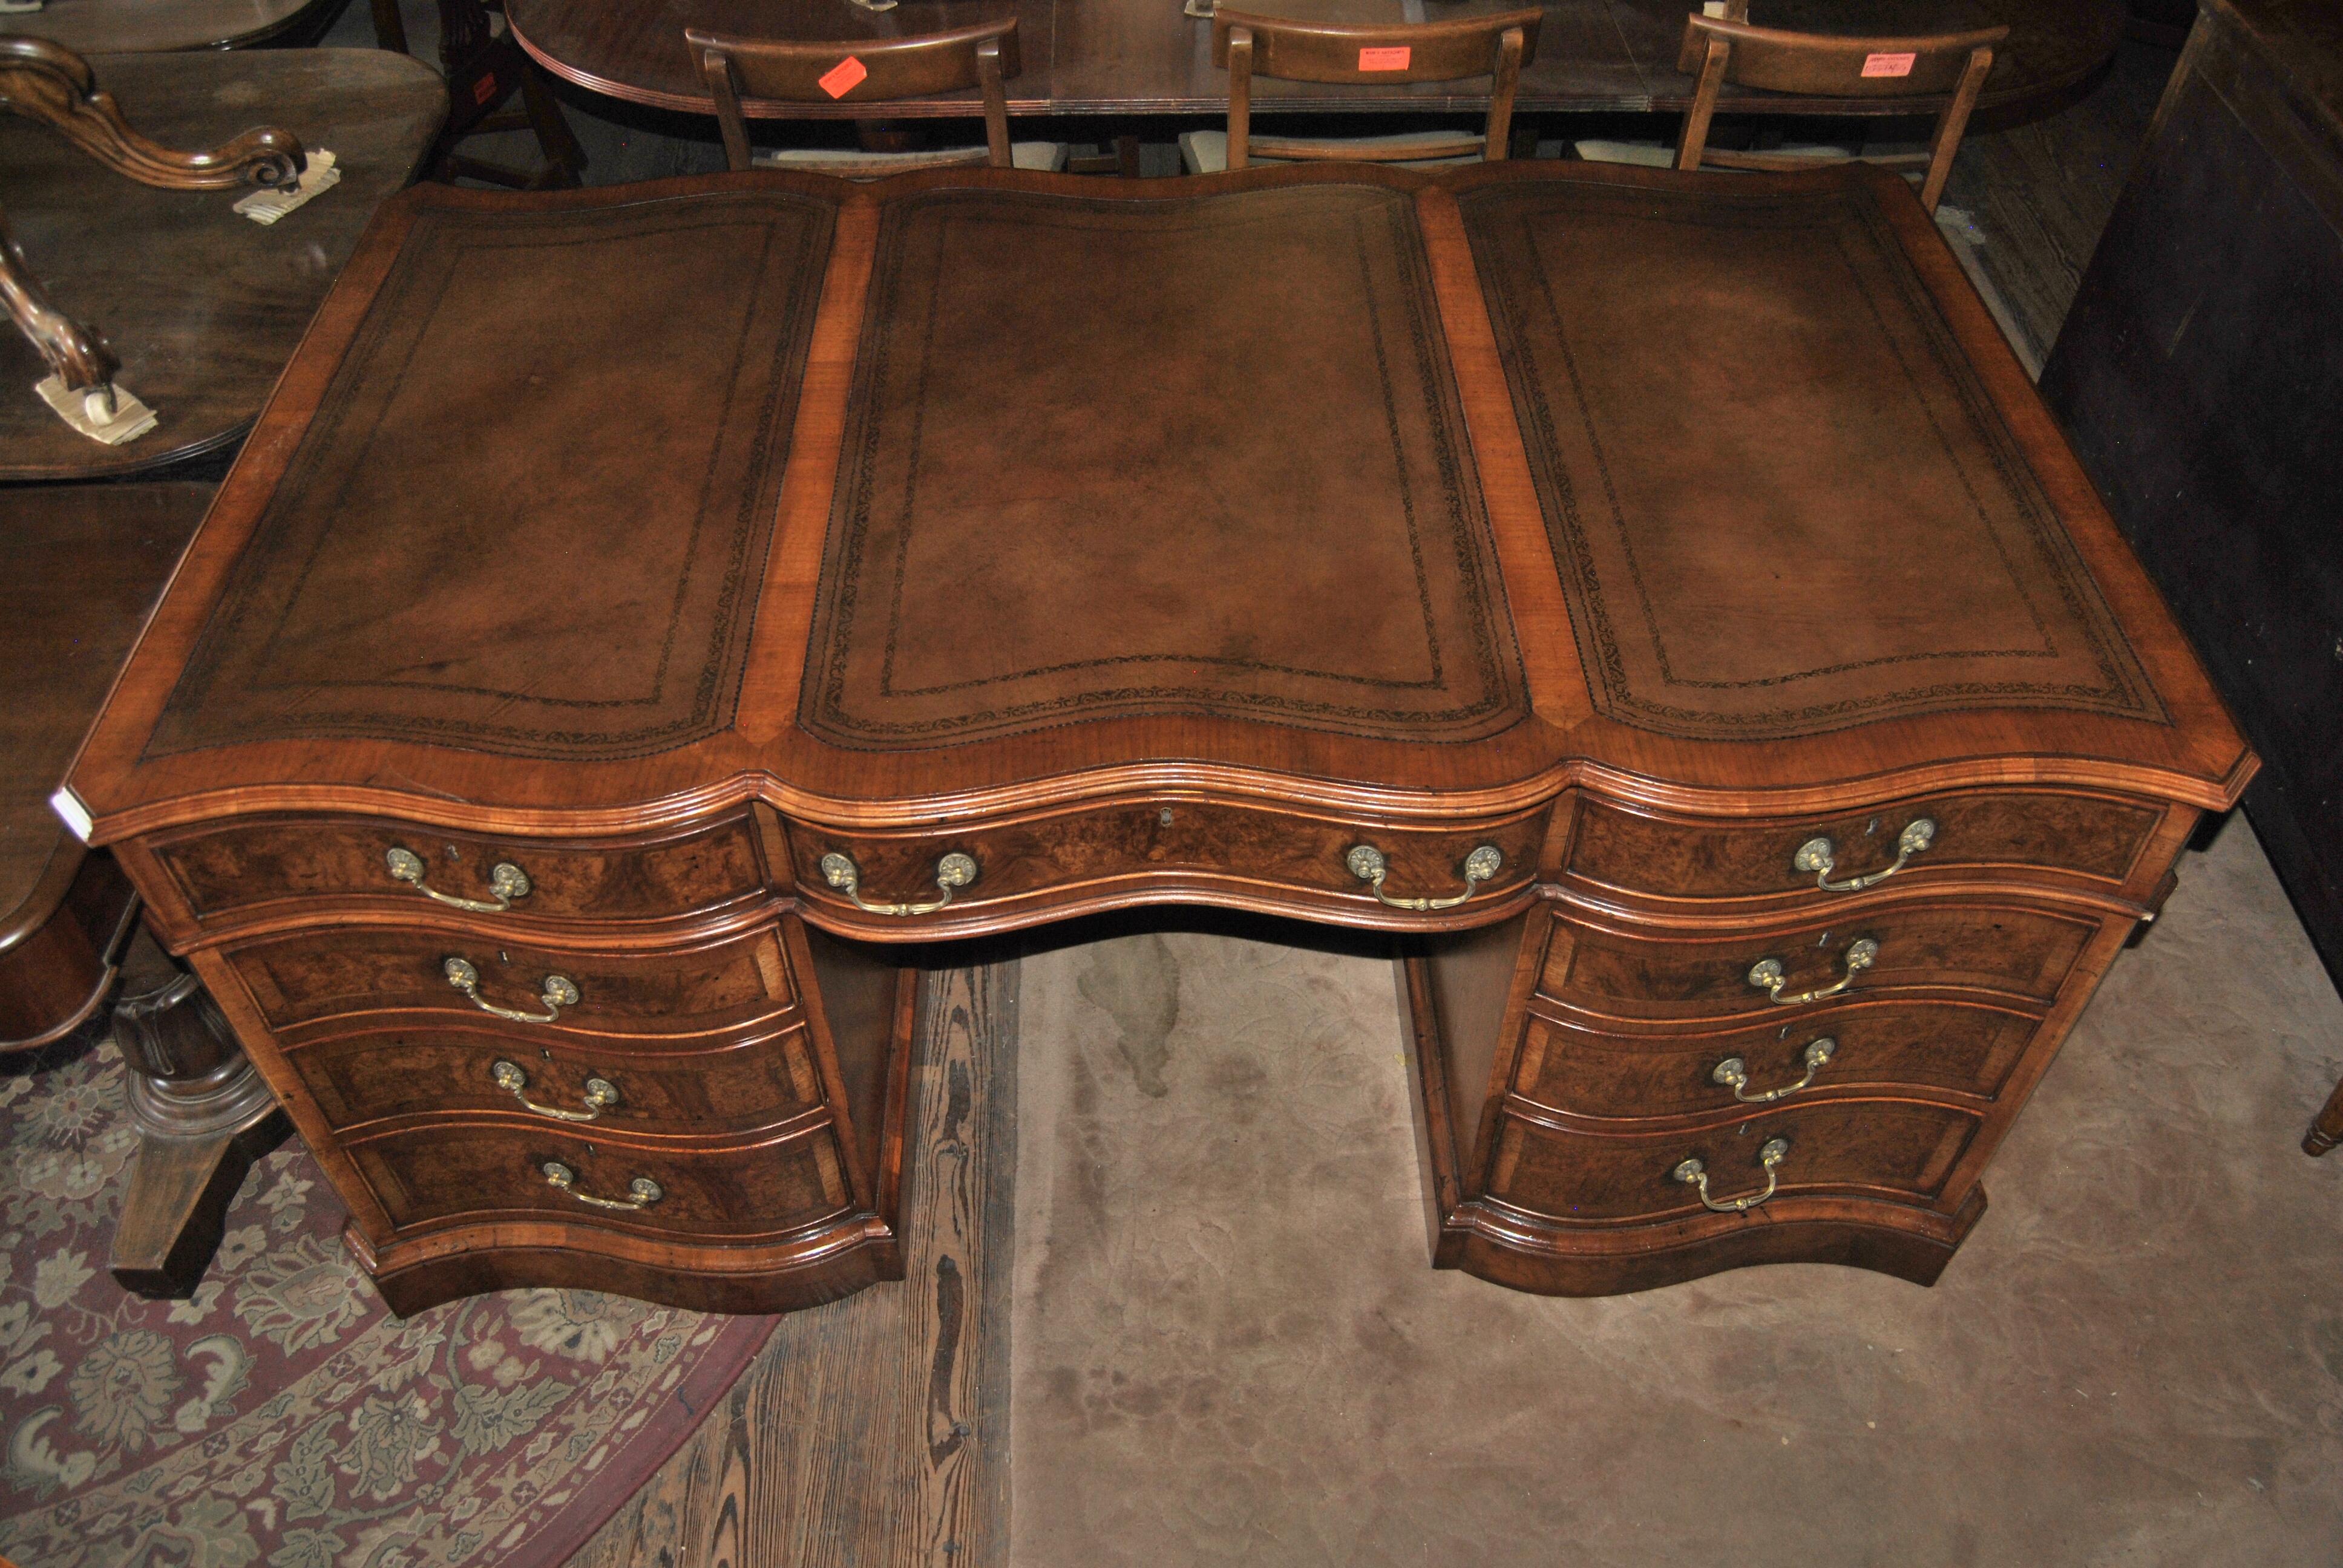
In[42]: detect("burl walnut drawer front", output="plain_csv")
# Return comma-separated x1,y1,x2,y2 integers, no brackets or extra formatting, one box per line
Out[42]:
1512,997,2044,1122
792,799,1548,928
285,1019,827,1137
347,1120,852,1239
1564,791,2164,906
228,923,798,1035
151,813,768,928
1488,1102,1980,1223
1538,901,2101,1022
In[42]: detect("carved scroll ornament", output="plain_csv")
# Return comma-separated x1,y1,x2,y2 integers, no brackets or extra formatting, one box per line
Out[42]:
0,198,117,395
0,36,306,189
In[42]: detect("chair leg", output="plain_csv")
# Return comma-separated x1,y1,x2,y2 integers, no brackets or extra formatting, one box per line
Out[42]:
517,62,587,186
369,0,410,54
2306,1075,2343,1157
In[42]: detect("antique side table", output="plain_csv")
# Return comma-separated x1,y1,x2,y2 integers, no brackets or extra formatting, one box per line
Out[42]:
61,163,2252,1315
1,47,446,481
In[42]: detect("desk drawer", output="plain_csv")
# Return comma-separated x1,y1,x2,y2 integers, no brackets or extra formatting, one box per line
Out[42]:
286,1019,825,1137
791,799,1547,926
152,812,768,928
228,923,798,1035
1537,901,2100,1022
347,1121,852,1239
1513,998,2042,1121
1565,791,2162,903
1487,1102,1979,1223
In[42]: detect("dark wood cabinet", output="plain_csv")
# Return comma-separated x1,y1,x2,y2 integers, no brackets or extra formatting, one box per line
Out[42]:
2040,0,2343,1154
64,163,2252,1313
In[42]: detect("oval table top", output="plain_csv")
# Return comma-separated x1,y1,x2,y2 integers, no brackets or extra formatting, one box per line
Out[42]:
0,0,341,54
507,0,2123,122
0,47,446,483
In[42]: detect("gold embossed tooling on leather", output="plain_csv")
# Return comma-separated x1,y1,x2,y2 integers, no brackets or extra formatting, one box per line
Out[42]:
150,191,836,762
799,183,1529,748
1456,177,2163,740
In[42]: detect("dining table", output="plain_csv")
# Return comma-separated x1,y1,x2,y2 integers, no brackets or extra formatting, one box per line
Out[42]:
505,0,2125,122
0,0,342,53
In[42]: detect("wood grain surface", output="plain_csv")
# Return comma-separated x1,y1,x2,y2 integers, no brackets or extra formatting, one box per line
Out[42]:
1,0,341,53
0,48,445,480
569,963,1017,1568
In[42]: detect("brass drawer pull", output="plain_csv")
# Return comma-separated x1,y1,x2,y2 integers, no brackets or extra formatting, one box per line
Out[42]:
1346,843,1503,910
541,1161,661,1211
387,846,531,912
443,957,578,1024
491,1059,617,1122
1748,938,1877,1006
1793,818,1935,893
819,851,977,916
1713,1037,1835,1103
1673,1137,1791,1213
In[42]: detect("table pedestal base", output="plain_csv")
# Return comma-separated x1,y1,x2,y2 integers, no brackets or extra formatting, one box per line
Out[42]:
110,935,290,1297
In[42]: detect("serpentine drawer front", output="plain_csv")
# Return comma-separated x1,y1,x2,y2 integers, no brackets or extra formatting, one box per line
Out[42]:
791,799,1548,934
344,1119,853,1239
224,923,799,1035
145,812,771,935
1510,998,2046,1121
1561,789,2170,906
284,1019,827,1137
62,163,2256,1313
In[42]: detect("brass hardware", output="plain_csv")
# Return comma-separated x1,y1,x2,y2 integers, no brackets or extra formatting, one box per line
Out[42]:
387,846,532,912
819,851,977,916
1747,938,1877,1006
540,1161,662,1211
491,1059,617,1123
1346,843,1504,910
443,958,578,1023
1793,818,1935,893
1713,1037,1835,1103
1673,1137,1791,1213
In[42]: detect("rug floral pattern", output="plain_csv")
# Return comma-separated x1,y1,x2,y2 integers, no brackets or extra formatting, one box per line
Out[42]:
0,1039,772,1568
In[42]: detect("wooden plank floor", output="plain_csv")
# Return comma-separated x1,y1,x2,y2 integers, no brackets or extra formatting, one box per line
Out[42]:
569,966,1020,1568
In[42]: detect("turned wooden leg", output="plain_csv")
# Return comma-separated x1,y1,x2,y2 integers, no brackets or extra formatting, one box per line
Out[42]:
108,930,289,1297
2305,1075,2343,1157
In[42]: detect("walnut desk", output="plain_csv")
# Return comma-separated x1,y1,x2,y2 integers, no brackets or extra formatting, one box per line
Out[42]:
60,163,2253,1316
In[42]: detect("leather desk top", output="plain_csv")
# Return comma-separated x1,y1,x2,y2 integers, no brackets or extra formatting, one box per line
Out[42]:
62,163,2252,855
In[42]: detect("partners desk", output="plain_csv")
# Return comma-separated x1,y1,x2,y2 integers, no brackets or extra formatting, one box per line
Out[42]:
61,162,2251,1316
508,0,2123,123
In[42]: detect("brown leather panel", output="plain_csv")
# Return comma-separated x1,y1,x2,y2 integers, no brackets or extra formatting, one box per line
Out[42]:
1457,174,2163,739
801,181,1528,748
148,190,837,762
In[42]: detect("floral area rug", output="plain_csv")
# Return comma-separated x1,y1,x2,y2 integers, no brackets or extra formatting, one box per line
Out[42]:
0,1037,774,1568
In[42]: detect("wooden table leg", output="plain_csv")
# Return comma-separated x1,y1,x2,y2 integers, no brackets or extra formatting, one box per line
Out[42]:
2305,1076,2343,1157
108,930,289,1298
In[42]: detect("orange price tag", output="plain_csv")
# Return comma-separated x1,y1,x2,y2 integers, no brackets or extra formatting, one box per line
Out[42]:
1358,45,1411,71
819,56,870,99
473,73,499,106
1860,51,1916,77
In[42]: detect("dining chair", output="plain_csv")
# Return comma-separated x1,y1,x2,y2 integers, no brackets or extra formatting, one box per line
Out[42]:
686,18,1066,176
373,0,586,188
1579,5,2005,215
1179,8,1543,174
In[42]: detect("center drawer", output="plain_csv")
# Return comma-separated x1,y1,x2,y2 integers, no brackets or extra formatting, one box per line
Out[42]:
226,922,799,1036
790,797,1549,928
346,1120,853,1240
285,1018,827,1137
1487,1101,1980,1223
1538,899,2102,1022
1512,996,2043,1121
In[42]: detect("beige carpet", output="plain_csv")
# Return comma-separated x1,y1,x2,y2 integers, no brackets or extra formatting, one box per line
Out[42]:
1009,820,2343,1566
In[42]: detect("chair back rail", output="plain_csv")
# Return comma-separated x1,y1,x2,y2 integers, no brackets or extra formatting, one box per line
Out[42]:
1209,8,1543,171
1673,14,2006,212
686,18,1020,171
